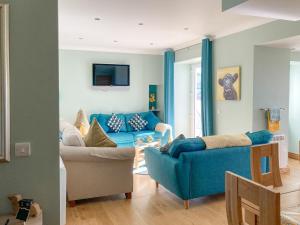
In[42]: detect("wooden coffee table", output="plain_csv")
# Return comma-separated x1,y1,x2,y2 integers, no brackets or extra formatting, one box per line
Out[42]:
134,140,160,169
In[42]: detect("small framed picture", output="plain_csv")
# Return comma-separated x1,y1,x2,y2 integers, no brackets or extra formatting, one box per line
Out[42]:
216,66,241,101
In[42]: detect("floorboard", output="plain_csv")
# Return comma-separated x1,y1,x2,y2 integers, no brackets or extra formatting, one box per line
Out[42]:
66,159,300,225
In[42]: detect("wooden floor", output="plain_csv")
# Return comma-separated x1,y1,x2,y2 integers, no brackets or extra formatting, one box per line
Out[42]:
66,159,300,225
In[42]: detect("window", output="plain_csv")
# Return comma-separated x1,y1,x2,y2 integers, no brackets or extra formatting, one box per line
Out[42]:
191,63,202,137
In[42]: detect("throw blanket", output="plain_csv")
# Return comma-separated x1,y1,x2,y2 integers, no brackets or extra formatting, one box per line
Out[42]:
201,134,252,149
155,123,173,143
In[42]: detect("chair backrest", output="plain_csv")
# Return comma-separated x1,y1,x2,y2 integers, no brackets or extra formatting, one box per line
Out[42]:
226,171,281,225
250,143,282,188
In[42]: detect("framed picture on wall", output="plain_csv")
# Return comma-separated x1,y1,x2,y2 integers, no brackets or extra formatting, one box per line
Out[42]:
216,66,241,101
0,4,10,162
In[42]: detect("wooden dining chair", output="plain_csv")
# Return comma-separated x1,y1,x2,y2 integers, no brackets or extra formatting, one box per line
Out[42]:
226,171,281,225
250,143,282,188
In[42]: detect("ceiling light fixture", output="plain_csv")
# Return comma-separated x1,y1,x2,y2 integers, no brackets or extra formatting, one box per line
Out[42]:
150,43,154,46
113,40,118,43
138,22,144,26
94,17,101,21
184,27,189,31
79,37,84,40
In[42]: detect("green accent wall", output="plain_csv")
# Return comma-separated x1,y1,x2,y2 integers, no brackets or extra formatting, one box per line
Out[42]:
175,20,300,135
0,0,60,224
59,50,163,122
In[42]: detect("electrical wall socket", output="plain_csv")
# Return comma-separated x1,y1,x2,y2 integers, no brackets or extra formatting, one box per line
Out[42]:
15,142,31,157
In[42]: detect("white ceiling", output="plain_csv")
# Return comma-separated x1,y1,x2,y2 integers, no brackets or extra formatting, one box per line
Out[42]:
260,35,300,52
226,0,300,21
58,0,273,54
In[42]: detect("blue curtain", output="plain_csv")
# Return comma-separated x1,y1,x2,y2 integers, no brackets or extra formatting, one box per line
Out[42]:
201,38,214,136
164,50,175,131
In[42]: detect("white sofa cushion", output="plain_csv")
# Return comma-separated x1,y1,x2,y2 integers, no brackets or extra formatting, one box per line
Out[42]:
62,125,85,147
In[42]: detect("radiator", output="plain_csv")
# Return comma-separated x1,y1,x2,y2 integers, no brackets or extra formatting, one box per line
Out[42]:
271,134,288,169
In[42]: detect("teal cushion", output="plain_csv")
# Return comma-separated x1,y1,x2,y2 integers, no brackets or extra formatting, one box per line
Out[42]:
90,114,127,133
143,111,160,130
108,132,134,145
246,130,273,145
125,112,148,132
168,138,206,158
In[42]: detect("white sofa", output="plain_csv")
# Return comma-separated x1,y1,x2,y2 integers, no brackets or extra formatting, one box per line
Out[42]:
60,143,135,206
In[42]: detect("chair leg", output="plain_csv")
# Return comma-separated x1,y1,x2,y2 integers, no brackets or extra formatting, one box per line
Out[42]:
183,200,189,209
69,200,76,207
125,192,132,199
245,210,257,225
155,181,159,188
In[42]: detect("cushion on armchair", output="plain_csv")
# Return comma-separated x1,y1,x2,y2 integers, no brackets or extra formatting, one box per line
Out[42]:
84,119,117,147
168,137,206,158
160,134,185,153
74,109,90,136
62,124,86,147
246,130,273,145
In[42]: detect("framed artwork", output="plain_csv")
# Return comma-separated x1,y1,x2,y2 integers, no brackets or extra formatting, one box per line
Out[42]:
216,66,241,101
0,4,10,162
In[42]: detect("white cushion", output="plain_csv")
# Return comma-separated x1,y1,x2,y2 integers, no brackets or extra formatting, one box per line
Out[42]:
62,125,86,147
60,119,74,132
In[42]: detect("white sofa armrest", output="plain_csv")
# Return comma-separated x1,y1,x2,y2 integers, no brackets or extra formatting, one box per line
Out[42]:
155,122,173,141
60,144,135,162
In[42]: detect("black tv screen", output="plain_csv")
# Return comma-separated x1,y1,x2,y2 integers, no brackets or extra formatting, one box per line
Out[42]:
93,64,130,86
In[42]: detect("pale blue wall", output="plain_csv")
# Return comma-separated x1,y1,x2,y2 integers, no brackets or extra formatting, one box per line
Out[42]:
253,47,290,137
289,61,300,153
175,44,201,62
291,52,300,61
175,20,300,134
0,0,60,224
59,50,163,123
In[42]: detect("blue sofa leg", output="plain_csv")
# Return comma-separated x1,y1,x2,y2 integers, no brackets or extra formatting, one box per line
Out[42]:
184,200,189,209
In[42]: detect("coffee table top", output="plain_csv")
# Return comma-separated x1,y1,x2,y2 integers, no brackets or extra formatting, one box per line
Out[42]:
135,139,161,149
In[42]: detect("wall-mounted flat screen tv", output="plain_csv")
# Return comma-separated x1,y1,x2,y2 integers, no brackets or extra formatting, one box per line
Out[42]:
93,64,130,86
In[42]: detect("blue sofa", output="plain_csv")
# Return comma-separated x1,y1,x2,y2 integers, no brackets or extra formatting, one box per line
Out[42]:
145,143,268,208
90,111,171,148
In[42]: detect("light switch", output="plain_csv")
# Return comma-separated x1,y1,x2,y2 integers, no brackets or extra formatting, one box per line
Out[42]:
15,142,31,157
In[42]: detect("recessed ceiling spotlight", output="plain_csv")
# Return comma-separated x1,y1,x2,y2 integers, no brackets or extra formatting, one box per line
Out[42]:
150,43,154,46
184,27,189,31
138,22,144,26
79,37,84,40
113,40,118,43
94,17,101,21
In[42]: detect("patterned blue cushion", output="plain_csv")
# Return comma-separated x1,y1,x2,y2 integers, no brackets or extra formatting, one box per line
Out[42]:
107,113,124,133
90,113,127,133
128,114,148,131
